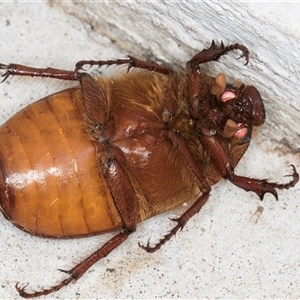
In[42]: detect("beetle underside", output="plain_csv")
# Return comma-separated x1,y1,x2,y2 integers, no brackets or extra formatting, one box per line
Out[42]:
0,41,298,298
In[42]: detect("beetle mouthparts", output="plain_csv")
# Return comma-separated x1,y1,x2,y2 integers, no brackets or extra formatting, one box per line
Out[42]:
211,73,226,98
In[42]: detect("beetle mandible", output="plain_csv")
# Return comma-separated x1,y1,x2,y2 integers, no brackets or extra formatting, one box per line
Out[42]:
0,41,298,298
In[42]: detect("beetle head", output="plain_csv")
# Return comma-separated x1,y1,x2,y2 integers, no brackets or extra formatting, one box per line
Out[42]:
221,84,265,142
220,84,265,127
210,75,265,143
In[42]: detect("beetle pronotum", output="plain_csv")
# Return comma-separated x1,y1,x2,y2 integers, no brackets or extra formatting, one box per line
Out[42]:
0,41,298,298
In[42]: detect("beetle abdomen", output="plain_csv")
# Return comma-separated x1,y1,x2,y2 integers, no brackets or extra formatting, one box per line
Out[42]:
0,88,122,237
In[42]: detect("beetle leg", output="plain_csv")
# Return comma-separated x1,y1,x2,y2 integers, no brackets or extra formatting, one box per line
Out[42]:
75,56,175,75
16,231,130,298
186,41,249,119
0,41,245,83
80,73,140,230
188,40,249,67
0,55,175,82
198,125,299,200
226,165,299,200
139,130,212,253
138,69,212,252
139,189,210,253
0,63,78,81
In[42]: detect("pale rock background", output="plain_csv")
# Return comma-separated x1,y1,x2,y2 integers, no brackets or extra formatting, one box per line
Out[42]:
0,2,299,299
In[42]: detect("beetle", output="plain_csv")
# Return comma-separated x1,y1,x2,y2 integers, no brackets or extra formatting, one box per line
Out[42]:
0,41,298,298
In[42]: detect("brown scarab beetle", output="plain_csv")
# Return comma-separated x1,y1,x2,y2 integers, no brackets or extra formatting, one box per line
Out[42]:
0,41,298,298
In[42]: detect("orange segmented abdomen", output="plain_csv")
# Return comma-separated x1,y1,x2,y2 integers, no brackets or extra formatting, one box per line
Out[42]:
0,88,122,237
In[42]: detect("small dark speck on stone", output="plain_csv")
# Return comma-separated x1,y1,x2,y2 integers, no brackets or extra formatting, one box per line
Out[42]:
106,268,116,273
6,19,10,26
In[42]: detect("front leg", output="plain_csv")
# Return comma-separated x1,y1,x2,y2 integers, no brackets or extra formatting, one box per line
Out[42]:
186,41,249,119
198,125,299,200
188,40,249,67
